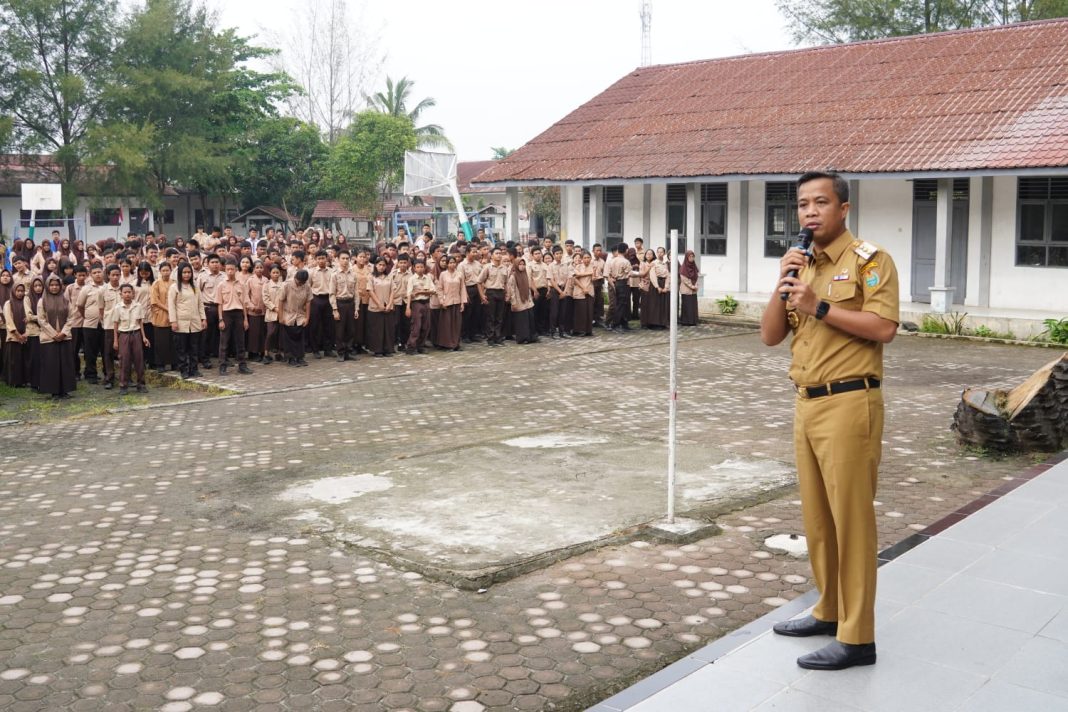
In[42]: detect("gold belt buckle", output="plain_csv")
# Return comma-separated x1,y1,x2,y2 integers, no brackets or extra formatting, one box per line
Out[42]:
796,385,808,398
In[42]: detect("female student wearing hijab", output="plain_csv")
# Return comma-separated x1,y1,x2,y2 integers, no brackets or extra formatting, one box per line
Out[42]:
0,269,12,370
262,263,285,362
638,250,655,329
26,276,44,390
245,260,268,363
168,261,206,379
679,250,700,326
571,251,595,337
506,257,538,345
365,257,395,357
434,256,466,351
3,283,29,386
38,275,76,399
149,262,175,371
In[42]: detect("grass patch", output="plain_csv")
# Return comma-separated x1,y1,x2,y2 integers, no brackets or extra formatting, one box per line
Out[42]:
0,370,231,424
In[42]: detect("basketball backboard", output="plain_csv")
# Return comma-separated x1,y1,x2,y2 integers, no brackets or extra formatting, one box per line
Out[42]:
21,183,62,211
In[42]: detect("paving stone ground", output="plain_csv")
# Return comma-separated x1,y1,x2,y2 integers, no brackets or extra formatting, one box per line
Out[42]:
0,324,1060,711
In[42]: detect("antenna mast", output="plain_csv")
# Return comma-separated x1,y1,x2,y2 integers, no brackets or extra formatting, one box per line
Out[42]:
640,0,652,67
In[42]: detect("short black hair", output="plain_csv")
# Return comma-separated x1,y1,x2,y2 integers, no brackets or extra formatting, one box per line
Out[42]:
294,269,309,283
615,243,628,254
291,250,305,261
797,171,849,203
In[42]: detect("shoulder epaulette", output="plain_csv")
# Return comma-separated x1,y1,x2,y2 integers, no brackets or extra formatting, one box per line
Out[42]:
852,241,878,261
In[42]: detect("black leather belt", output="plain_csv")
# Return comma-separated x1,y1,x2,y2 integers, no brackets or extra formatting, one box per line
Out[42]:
795,377,880,399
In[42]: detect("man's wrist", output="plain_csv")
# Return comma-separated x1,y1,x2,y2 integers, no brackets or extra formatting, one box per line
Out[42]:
815,300,830,320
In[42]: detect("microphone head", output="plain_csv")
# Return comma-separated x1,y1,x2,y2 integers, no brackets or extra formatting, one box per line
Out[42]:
798,227,814,248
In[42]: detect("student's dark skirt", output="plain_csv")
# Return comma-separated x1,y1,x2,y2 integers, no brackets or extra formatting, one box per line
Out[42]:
39,340,75,396
572,297,593,335
28,335,40,389
246,314,265,354
143,323,155,367
680,294,699,326
3,339,28,386
435,304,462,349
153,325,175,367
428,307,441,346
265,321,280,353
639,289,653,327
365,310,391,355
645,288,670,328
512,307,537,344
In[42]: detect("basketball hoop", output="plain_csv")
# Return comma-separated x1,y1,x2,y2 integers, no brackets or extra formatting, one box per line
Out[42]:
403,150,473,241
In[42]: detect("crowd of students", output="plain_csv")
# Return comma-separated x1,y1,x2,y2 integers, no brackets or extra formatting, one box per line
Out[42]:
0,225,703,400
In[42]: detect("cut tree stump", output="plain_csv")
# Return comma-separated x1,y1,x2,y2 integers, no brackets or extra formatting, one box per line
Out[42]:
952,352,1068,454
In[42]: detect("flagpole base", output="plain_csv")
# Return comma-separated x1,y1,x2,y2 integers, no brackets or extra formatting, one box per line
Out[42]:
645,517,719,544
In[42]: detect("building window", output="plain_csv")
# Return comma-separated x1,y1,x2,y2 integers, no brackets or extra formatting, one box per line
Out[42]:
765,182,799,257
194,209,215,230
19,209,65,228
156,209,175,225
666,184,687,255
129,208,151,232
88,208,122,227
225,209,240,225
1016,177,1068,267
699,184,727,255
603,186,624,250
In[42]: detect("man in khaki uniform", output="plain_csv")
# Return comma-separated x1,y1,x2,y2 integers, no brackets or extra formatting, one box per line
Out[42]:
760,171,899,671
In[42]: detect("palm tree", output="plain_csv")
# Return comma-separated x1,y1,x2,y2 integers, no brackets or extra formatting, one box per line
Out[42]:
367,76,451,149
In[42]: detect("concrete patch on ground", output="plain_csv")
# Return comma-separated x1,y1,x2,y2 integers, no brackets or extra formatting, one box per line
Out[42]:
268,433,794,588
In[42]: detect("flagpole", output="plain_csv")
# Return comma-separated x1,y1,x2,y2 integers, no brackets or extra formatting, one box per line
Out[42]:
667,229,679,524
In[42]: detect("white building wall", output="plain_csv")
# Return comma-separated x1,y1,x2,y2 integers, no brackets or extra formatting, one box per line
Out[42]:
745,180,781,295
965,177,984,305
698,181,741,293
623,183,644,244
561,185,584,247
855,179,913,300
988,176,1067,312
648,184,667,250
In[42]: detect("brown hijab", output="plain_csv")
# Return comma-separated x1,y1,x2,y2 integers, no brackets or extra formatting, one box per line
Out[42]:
680,250,699,281
513,258,531,297
42,275,68,333
9,284,26,333
28,276,45,313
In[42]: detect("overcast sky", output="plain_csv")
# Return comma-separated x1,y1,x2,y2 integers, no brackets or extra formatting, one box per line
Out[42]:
212,0,801,160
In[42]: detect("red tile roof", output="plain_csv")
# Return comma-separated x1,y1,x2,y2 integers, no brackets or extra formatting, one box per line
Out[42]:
312,200,368,220
457,160,500,193
475,19,1068,185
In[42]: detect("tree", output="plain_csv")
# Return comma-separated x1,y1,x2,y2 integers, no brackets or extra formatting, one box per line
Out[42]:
320,111,417,216
776,0,1068,43
0,0,119,216
90,0,293,215
523,186,560,233
367,76,451,149
270,0,383,144
235,117,328,227
491,147,515,159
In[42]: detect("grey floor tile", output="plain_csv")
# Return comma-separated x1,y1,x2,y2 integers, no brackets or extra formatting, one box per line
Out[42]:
1000,525,1068,563
792,652,986,712
877,562,955,604
966,548,1068,597
1009,477,1068,505
751,687,863,712
875,605,1032,676
955,679,1068,712
625,665,784,712
995,635,1068,698
891,537,992,573
939,498,1055,546
1027,506,1068,538
1040,606,1068,644
916,573,1066,634
711,630,822,687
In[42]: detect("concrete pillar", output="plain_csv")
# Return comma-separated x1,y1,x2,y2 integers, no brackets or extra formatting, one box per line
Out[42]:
587,186,602,248
642,184,652,244
684,183,698,257
930,178,955,313
505,187,519,243
977,177,993,308
737,181,749,293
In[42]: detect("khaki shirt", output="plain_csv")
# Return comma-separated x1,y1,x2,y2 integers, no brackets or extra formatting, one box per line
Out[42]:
607,255,633,281
23,296,40,338
108,301,144,333
150,278,173,327
406,274,437,303
65,282,85,329
308,266,334,296
38,296,75,344
198,271,225,304
436,271,468,307
263,280,284,323
368,275,393,313
331,268,357,309
788,230,900,385
571,264,594,299
528,261,548,290
354,264,372,304
549,262,572,290
479,263,509,290
12,270,33,293
77,281,106,328
103,284,122,324
279,280,311,326
390,269,411,306
592,257,606,282
168,283,206,333
217,278,247,312
458,259,482,287
506,274,534,311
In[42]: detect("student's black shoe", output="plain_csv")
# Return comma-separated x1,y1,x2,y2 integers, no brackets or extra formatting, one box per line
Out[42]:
238,363,253,375
405,348,417,356
85,377,99,385
314,351,323,359
218,364,228,376
462,337,472,344
374,353,385,358
452,346,462,352
201,360,213,368
296,359,309,367
155,366,166,373
551,332,559,339
337,354,345,362
136,385,147,393
325,350,336,357
473,334,487,341
104,381,114,390
274,353,284,362
288,359,299,367
560,332,573,339
417,348,427,354
190,370,203,378
118,387,128,396
51,394,63,401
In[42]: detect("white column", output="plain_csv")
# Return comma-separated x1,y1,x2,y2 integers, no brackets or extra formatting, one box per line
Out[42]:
930,178,955,313
737,181,749,294
684,183,697,257
977,177,993,308
587,186,601,247
505,186,519,242
642,184,652,243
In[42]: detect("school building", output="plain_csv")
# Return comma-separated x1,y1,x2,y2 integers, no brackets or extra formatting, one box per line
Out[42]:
473,19,1068,332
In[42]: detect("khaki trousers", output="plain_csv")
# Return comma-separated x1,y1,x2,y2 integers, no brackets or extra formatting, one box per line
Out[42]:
794,386,883,645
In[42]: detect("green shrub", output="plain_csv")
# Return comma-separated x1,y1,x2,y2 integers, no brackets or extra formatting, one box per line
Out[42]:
1041,317,1068,345
716,295,739,315
921,312,968,336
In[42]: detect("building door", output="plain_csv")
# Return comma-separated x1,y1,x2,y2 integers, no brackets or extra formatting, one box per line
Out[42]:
911,179,969,304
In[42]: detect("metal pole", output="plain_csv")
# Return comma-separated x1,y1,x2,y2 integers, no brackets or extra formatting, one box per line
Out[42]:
667,229,679,524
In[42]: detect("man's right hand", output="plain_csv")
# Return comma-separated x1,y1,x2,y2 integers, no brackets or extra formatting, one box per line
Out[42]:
779,247,808,280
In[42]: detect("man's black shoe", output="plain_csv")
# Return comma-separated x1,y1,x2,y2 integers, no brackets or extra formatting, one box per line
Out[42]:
773,615,838,638
238,363,253,375
314,351,323,359
797,641,876,671
337,354,345,362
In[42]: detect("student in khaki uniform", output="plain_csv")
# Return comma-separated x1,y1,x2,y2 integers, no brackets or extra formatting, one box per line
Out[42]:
477,248,510,346
591,244,607,328
77,265,107,382
353,251,373,353
37,275,76,399
197,254,225,367
331,251,359,362
458,250,484,342
527,247,549,336
547,248,572,340
168,262,207,379
277,269,311,367
26,276,44,390
761,171,899,672
607,244,633,332
245,261,268,363
679,250,700,326
404,259,437,355
571,251,595,337
111,284,151,395
389,254,412,349
307,252,335,358
216,259,252,376
3,283,29,386
65,266,88,379
434,256,466,351
149,263,175,371
262,264,285,362
505,257,538,345
365,258,395,357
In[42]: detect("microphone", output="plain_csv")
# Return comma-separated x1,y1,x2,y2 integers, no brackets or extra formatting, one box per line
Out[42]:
780,227,814,301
